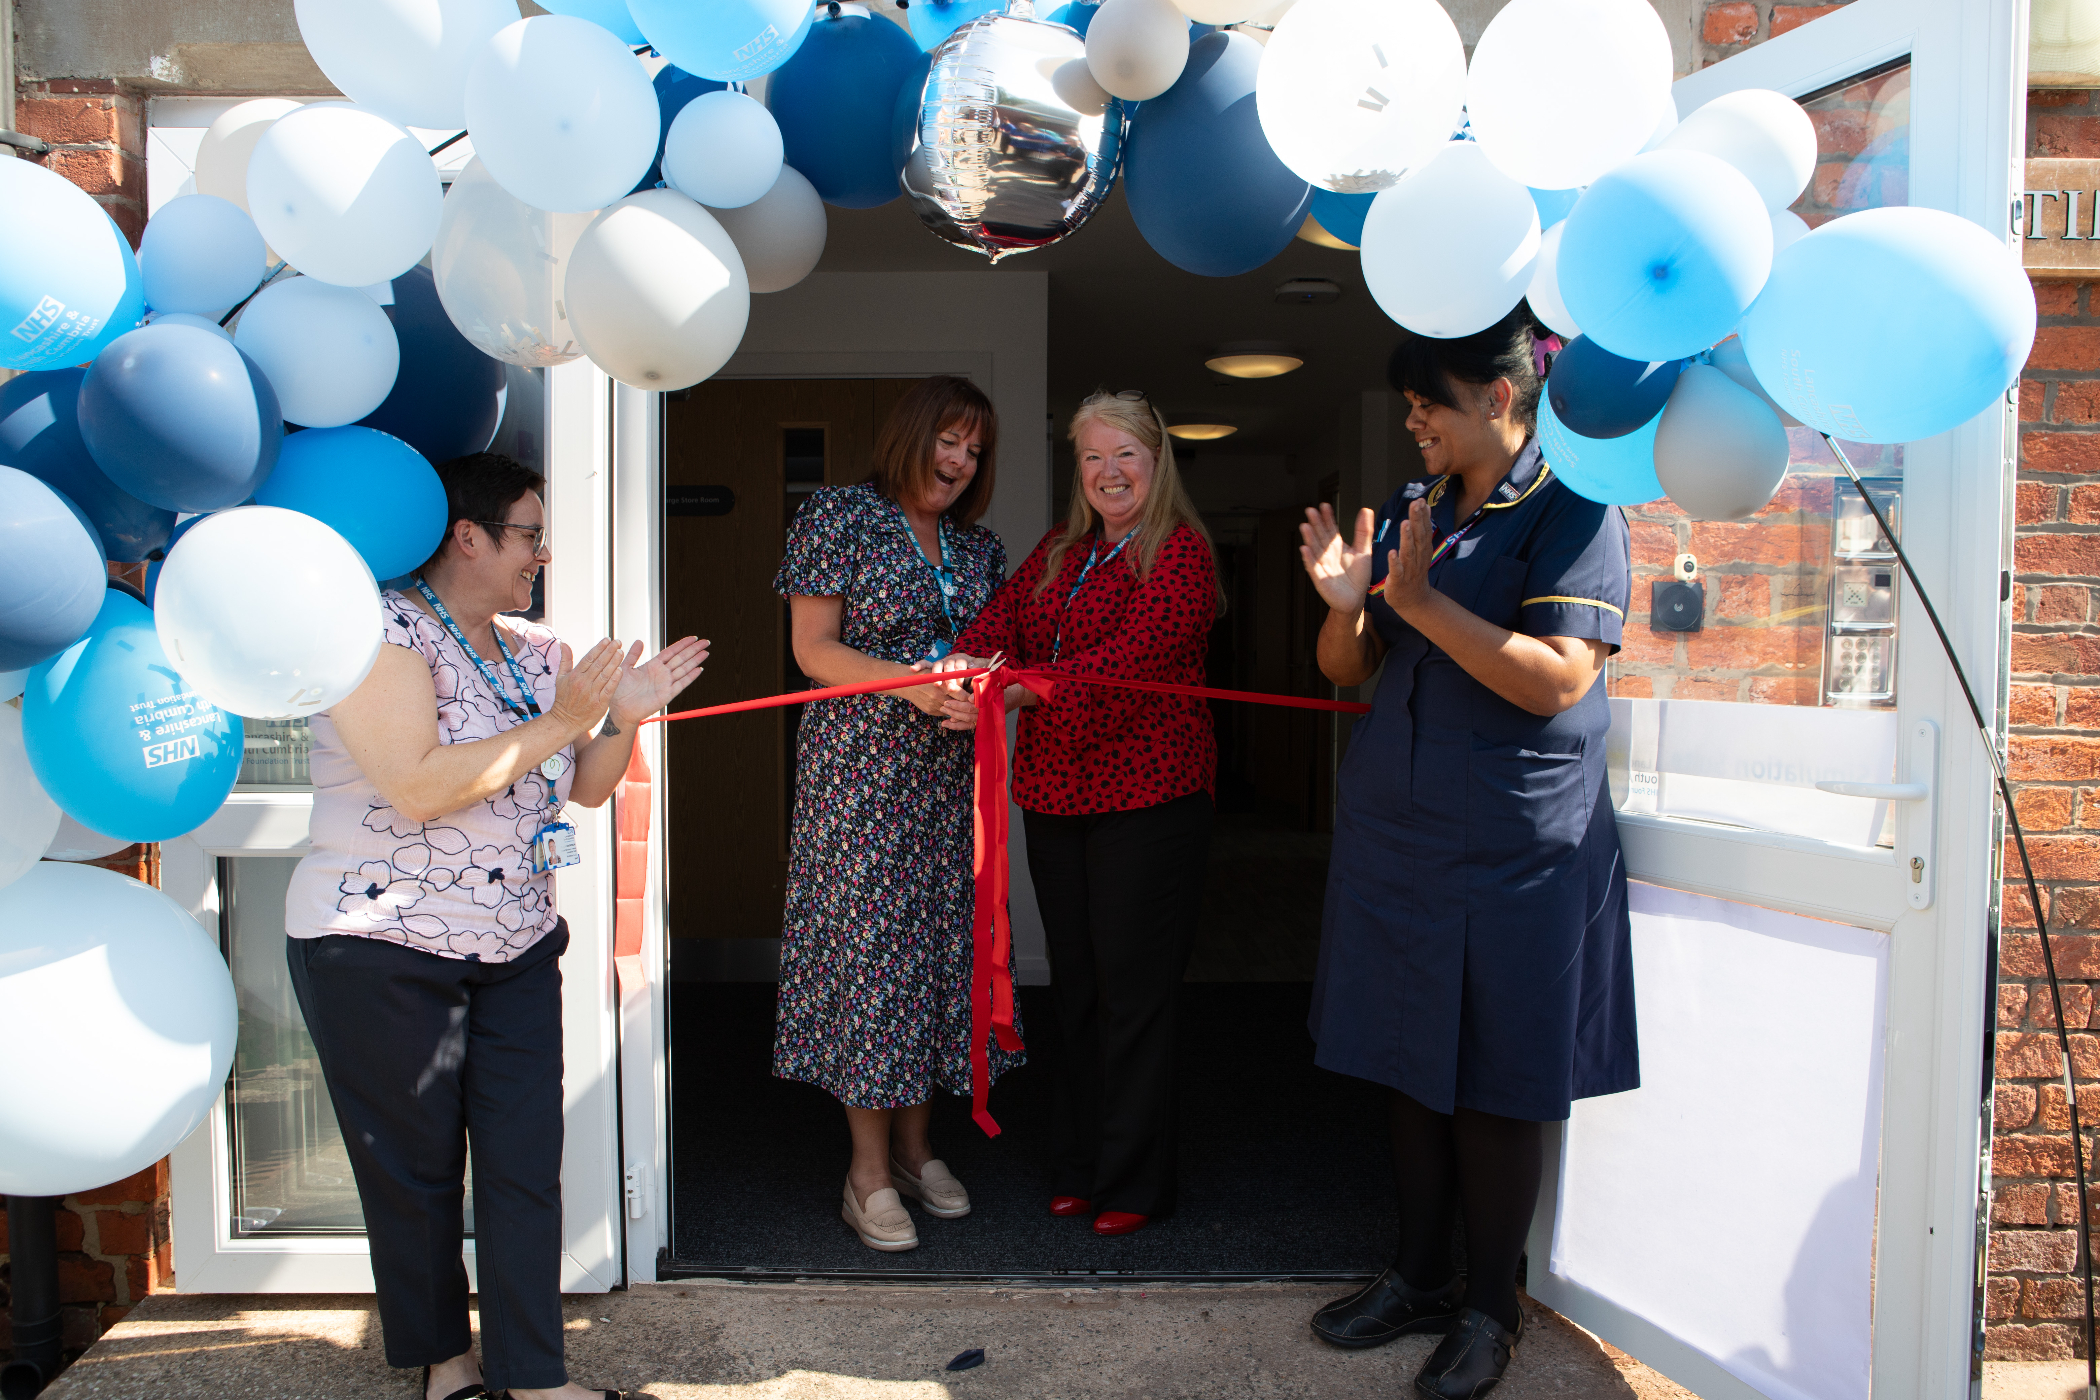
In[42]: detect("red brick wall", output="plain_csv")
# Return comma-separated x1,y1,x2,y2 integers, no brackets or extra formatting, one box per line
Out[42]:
11,80,147,248
1986,87,2100,1361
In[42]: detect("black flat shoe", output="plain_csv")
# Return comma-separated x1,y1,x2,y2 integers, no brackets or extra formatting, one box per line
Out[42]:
420,1365,491,1400
1310,1268,1465,1349
1412,1306,1522,1400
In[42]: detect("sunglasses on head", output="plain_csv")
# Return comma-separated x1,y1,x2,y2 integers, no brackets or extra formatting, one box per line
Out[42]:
1082,388,1148,405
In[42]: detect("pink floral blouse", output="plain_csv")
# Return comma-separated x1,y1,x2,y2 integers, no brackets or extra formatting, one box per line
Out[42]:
286,590,576,962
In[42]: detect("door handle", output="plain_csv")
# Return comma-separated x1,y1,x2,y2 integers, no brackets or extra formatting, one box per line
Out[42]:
1816,721,1938,911
1813,781,1928,800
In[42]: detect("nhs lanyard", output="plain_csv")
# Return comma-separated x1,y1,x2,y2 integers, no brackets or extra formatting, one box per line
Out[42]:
416,579,542,723
1366,501,1481,598
1051,529,1134,662
894,503,960,658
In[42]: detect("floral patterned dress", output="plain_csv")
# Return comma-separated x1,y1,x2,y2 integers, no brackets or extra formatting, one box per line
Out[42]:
771,483,1025,1108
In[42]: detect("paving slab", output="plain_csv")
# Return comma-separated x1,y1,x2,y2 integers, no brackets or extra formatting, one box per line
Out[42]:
1984,1361,2100,1400
40,1283,1699,1399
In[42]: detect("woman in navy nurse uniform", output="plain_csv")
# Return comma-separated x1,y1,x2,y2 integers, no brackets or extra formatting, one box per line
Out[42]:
1296,310,1637,1400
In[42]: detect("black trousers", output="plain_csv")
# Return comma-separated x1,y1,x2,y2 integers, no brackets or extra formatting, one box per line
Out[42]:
287,923,570,1392
1023,792,1214,1217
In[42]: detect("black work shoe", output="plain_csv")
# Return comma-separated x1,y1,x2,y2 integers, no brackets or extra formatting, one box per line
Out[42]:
1413,1306,1523,1399
1310,1267,1466,1349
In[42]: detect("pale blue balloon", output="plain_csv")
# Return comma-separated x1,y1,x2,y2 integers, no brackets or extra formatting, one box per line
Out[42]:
1557,150,1772,362
0,160,144,373
1537,394,1664,506
139,195,266,318
1742,206,2036,445
628,0,814,82
21,589,243,843
1529,185,1581,230
535,0,646,46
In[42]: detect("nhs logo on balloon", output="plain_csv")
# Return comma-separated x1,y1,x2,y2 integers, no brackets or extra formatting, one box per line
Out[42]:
143,734,201,769
131,689,221,769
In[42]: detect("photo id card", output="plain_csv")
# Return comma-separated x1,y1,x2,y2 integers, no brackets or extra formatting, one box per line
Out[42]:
529,821,581,875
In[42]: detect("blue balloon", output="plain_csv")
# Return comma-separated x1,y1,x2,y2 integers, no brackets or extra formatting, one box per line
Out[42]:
0,465,107,671
1310,189,1374,248
22,589,243,843
76,323,281,513
1742,206,2037,445
1044,0,1100,34
1545,336,1682,440
255,426,446,580
1537,394,1664,506
0,160,145,373
1557,150,1773,362
534,0,645,45
771,10,925,209
628,0,814,82
907,0,1003,49
1529,186,1581,231
634,65,728,195
357,267,506,466
1125,33,1311,278
144,512,208,606
889,50,935,177
0,368,174,562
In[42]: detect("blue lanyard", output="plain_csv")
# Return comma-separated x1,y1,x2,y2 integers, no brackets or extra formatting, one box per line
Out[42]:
415,579,542,722
1051,529,1134,662
893,502,960,649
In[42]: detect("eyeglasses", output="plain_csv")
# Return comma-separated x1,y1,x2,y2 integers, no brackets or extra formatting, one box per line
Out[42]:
471,520,549,556
1082,388,1148,405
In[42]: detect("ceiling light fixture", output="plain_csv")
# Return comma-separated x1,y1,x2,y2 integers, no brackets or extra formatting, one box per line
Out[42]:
1168,423,1237,441
1205,341,1303,379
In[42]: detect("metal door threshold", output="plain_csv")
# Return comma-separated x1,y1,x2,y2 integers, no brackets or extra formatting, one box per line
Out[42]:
656,1258,1376,1287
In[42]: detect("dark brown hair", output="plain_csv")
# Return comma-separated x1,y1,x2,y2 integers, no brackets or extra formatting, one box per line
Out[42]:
1386,306,1547,431
420,451,545,575
867,375,998,524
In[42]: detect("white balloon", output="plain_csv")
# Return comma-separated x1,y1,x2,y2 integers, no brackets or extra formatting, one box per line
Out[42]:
140,195,267,317
194,99,303,215
1173,0,1260,21
1708,333,1802,429
233,276,401,428
430,159,595,368
663,92,785,211
1771,207,1812,255
1255,0,1465,193
0,705,60,894
565,190,751,390
1086,0,1191,102
709,166,828,294
41,814,130,863
154,506,384,719
1466,0,1675,191
247,103,443,287
1639,95,1681,152
1361,141,1540,339
0,863,236,1197
145,311,235,340
1653,364,1791,520
1658,88,1818,214
0,668,28,702
466,16,660,214
1526,221,1580,340
293,0,519,130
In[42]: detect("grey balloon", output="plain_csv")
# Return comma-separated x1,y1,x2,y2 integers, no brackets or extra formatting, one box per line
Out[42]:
902,6,1129,262
1708,334,1802,429
1653,364,1793,521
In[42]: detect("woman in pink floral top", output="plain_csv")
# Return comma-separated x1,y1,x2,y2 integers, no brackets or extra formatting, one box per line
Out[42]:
285,452,706,1400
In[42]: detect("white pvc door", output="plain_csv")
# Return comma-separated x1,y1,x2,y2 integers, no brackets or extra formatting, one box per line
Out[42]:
1523,2,2023,1397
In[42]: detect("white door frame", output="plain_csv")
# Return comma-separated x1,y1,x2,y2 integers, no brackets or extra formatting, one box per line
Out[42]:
1525,2,2025,1395
167,360,626,1295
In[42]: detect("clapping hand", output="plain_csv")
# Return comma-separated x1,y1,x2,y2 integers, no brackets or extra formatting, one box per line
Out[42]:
1381,498,1435,618
1298,504,1377,614
604,635,710,734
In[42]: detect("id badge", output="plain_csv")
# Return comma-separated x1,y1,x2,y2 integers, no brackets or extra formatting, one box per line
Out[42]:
923,637,953,663
529,821,581,875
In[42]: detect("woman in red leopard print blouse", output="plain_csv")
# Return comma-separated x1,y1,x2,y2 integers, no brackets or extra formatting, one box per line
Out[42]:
946,389,1222,1238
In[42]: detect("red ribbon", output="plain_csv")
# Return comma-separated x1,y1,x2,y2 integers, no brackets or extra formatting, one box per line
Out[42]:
635,664,1370,1136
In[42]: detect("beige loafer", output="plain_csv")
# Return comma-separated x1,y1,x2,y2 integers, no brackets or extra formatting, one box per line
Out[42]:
842,1179,919,1251
891,1157,971,1219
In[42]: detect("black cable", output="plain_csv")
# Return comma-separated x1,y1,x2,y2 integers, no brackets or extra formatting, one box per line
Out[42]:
1822,433,2098,1397
216,262,292,328
426,130,468,158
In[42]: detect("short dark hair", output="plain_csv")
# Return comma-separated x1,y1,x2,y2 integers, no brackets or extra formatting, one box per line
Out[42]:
1386,307,1547,431
867,375,998,525
420,451,546,575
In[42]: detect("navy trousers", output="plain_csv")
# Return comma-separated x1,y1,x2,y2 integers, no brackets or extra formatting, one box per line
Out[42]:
287,922,569,1392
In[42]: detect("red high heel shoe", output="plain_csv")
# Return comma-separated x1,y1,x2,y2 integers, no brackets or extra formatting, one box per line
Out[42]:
1049,1195,1092,1217
1092,1211,1148,1236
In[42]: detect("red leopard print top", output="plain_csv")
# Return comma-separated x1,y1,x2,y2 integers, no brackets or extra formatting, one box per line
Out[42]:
956,522,1218,816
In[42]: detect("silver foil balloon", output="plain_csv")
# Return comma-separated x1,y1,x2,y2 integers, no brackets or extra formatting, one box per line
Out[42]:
903,3,1128,262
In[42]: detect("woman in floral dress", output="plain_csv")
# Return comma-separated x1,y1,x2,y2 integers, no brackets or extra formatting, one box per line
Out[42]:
772,375,1022,1253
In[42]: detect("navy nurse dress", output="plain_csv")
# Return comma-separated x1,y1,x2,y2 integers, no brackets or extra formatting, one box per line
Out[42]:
1309,439,1640,1123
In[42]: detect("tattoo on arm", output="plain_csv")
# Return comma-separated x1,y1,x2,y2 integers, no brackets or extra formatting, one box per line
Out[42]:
598,718,622,738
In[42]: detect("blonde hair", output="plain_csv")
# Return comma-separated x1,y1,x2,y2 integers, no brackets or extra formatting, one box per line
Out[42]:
1037,392,1224,609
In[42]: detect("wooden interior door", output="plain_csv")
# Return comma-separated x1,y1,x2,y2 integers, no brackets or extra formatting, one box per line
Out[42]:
663,379,922,945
